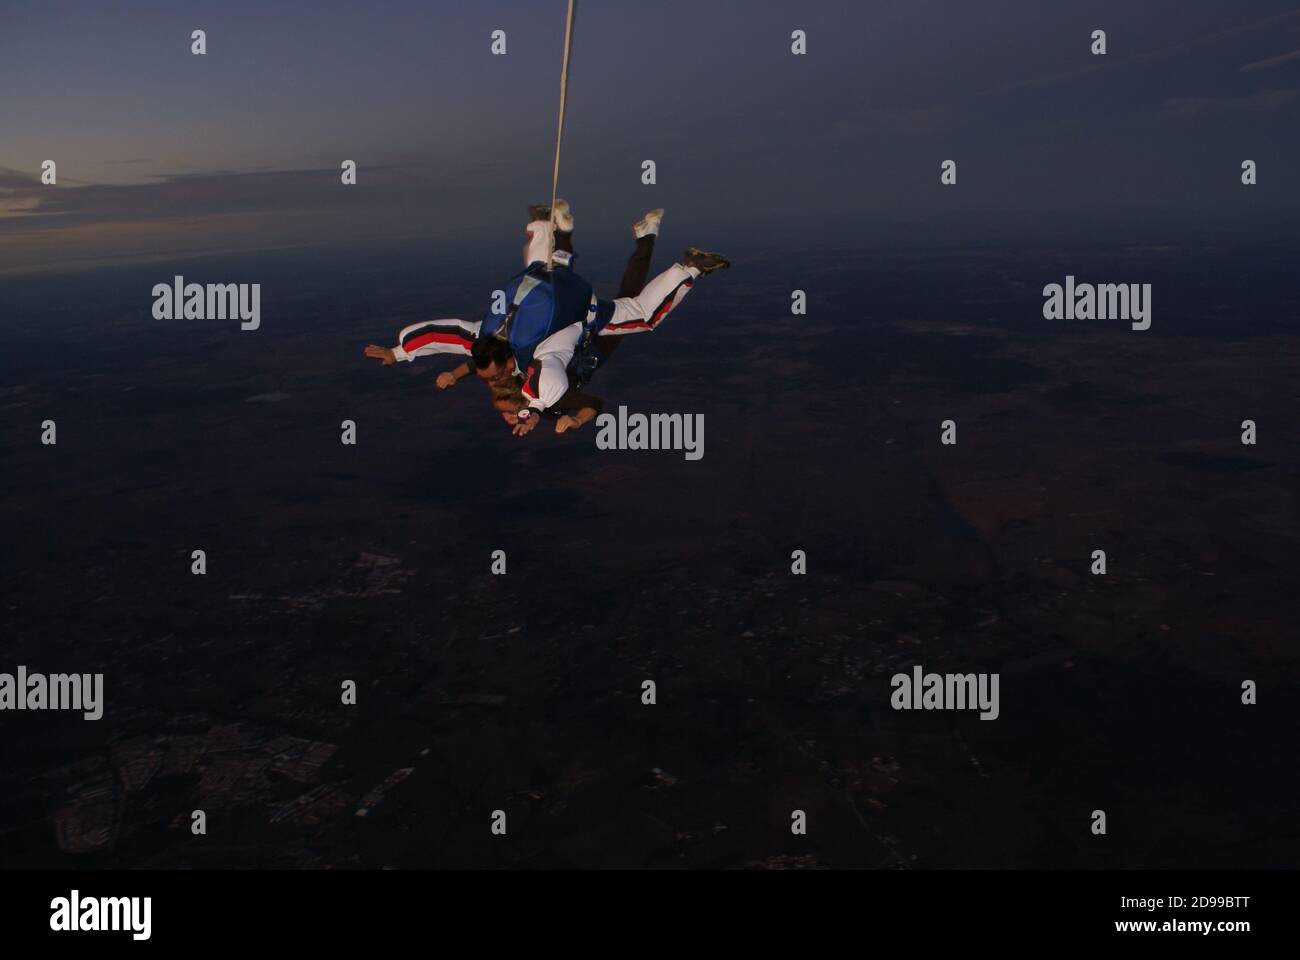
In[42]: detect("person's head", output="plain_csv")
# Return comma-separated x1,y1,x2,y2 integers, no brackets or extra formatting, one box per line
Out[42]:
471,336,516,387
486,370,526,425
492,396,523,426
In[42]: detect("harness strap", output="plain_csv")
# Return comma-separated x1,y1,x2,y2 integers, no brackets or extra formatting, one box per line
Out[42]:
493,273,544,342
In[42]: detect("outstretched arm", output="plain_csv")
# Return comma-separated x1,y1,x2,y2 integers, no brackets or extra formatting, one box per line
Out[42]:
553,388,604,433
556,405,599,433
365,318,480,366
435,362,473,390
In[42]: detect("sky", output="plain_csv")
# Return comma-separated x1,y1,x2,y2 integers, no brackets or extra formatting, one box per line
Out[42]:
3,0,1300,274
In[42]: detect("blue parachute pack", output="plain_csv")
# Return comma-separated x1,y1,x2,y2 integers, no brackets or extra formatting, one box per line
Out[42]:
480,260,615,383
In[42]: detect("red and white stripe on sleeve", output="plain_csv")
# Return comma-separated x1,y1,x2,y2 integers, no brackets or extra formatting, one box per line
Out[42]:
392,318,480,361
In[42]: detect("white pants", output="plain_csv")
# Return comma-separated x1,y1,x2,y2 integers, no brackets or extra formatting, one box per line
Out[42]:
523,219,699,334
523,220,571,268
601,264,699,335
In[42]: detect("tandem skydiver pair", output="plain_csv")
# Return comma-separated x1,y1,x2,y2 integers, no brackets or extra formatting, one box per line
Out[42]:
363,201,729,436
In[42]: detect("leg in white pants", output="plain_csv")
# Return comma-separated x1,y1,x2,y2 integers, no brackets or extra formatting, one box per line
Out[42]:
599,263,701,335
523,220,572,268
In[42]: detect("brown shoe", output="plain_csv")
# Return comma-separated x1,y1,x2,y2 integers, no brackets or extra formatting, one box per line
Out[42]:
683,247,730,274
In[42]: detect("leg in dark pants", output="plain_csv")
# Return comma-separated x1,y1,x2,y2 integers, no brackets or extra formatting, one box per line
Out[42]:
616,235,655,298
598,235,656,360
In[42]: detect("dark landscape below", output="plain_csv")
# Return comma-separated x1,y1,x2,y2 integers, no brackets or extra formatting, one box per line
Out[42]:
3,225,1299,868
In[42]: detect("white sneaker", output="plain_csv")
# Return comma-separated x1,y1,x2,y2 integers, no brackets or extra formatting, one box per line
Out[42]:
633,208,664,239
527,200,575,233
553,198,575,232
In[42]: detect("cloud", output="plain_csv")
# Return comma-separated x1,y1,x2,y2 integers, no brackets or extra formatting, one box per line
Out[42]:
0,161,506,229
1163,87,1300,118
973,8,1300,100
0,159,521,276
1241,47,1300,72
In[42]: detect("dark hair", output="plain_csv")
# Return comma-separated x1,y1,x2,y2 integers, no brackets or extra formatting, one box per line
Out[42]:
471,336,512,370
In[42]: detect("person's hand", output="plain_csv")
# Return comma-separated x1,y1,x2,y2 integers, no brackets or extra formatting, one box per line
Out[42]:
364,344,397,366
512,411,541,437
555,415,582,434
436,371,458,390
